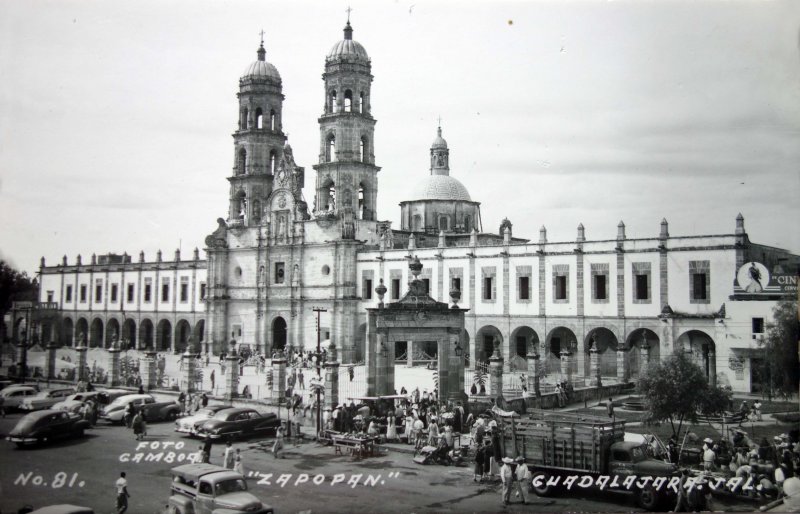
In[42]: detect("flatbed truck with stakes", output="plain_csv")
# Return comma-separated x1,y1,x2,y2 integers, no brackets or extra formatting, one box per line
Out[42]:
493,408,678,510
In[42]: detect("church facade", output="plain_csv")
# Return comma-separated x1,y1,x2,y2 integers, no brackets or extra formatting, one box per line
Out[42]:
27,20,798,393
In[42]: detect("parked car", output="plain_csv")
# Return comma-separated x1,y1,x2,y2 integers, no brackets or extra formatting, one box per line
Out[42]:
99,394,180,423
29,505,94,514
51,399,85,414
167,463,273,514
194,408,280,441
6,410,91,448
53,389,130,408
19,387,77,411
0,385,39,409
175,405,236,435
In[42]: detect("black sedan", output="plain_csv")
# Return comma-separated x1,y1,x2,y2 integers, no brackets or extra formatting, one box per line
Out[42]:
6,409,91,448
194,408,280,441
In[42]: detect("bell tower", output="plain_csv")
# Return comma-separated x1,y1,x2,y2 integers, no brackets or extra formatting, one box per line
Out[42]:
228,35,287,227
313,18,380,222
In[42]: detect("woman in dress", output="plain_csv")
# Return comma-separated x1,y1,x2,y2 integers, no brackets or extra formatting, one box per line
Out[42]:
404,416,415,445
233,449,244,475
272,425,284,459
385,415,397,442
132,412,144,441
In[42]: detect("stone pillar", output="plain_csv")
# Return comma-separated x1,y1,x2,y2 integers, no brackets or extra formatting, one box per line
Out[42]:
708,349,717,387
76,342,89,383
526,350,540,397
407,340,414,367
589,347,601,387
45,341,58,380
141,351,157,390
272,353,287,402
375,333,389,396
182,349,198,394
640,342,651,373
107,338,121,387
438,336,450,404
447,331,462,400
576,345,585,380
560,349,572,382
225,341,239,399
324,342,340,419
616,348,629,383
489,339,504,398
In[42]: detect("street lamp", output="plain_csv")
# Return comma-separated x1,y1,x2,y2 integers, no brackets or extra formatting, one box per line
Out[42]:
312,307,327,438
454,341,463,357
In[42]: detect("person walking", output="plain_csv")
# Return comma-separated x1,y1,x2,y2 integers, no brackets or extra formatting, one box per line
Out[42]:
753,400,763,421
500,457,515,506
514,456,531,504
223,441,235,469
178,391,186,415
115,472,130,514
210,369,216,391
272,424,285,459
201,393,209,407
607,397,615,420
132,412,144,441
233,449,245,475
202,436,213,464
474,442,486,482
124,402,135,429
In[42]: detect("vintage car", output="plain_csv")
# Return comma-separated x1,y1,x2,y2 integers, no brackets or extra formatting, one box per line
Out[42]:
50,399,85,414
6,409,91,447
19,387,77,411
51,389,129,411
29,505,94,514
194,408,280,441
175,405,236,435
167,463,273,514
0,384,39,409
99,394,180,423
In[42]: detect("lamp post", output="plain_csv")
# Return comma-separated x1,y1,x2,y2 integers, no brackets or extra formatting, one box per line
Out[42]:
312,307,327,437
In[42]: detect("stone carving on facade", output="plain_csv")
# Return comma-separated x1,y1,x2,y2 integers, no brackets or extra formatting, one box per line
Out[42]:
341,206,355,240
204,218,229,248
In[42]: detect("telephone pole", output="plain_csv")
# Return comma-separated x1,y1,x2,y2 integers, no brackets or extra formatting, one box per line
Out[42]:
312,307,327,436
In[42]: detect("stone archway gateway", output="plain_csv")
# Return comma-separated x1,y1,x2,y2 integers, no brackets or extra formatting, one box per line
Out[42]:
365,257,468,404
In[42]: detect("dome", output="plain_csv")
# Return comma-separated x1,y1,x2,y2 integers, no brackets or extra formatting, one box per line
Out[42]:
241,44,281,81
327,21,369,61
431,126,447,149
411,175,472,202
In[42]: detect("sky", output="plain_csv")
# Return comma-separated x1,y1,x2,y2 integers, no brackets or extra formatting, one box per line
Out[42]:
1,0,799,276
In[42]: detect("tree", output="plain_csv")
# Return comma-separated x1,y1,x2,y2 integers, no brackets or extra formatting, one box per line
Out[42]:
638,352,731,437
0,260,37,338
759,299,800,398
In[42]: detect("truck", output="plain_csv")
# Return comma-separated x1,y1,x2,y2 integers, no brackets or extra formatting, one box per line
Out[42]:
493,408,677,510
166,463,274,514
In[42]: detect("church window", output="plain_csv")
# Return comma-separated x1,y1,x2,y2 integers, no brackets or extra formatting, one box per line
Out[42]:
241,108,248,129
391,278,401,300
274,262,285,284
632,262,651,303
270,150,277,174
344,90,353,112
464,215,472,233
95,279,103,303
111,283,118,302
161,278,170,302
357,186,365,219
143,279,152,303
80,285,87,303
47,291,54,303
255,107,263,129
66,285,73,303
252,200,261,223
360,137,367,162
359,92,364,113
518,276,530,301
326,134,336,162
483,277,493,300
325,183,336,211
270,109,276,130
329,90,337,113
452,277,462,292
590,263,609,303
127,283,135,303
690,262,710,303
237,149,246,175
553,264,569,303
180,277,189,302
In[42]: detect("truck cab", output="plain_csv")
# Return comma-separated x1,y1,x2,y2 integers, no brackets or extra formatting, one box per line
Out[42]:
167,463,273,514
607,441,677,477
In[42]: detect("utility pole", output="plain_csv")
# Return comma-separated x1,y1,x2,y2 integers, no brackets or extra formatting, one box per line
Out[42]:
312,307,327,437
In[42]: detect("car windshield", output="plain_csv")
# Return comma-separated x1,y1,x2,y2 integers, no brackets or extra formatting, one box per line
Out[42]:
214,479,247,495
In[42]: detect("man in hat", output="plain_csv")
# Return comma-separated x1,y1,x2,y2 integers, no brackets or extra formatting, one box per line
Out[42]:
500,456,516,506
702,439,716,471
514,456,531,504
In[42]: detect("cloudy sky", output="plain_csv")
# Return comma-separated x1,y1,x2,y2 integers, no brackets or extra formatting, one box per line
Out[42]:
1,0,798,275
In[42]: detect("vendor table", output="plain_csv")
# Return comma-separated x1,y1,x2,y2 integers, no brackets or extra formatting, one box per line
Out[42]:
331,434,379,460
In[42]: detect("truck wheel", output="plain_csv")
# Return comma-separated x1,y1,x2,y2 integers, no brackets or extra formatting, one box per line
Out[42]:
531,471,555,497
636,486,660,510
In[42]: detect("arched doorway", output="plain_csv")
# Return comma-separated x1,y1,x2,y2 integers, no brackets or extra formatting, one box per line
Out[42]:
584,327,619,378
545,326,578,376
89,318,104,348
62,318,74,347
75,318,88,345
625,328,661,378
121,319,136,350
475,325,503,364
676,330,716,384
106,318,121,347
272,317,287,352
193,320,206,351
175,320,191,353
510,326,539,371
139,319,154,350
460,329,471,368
156,320,172,352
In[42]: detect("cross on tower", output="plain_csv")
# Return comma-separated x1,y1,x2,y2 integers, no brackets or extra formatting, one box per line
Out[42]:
346,6,353,22
259,29,265,46
437,115,442,127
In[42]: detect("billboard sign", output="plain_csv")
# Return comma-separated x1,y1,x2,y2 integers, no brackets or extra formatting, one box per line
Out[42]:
734,262,798,295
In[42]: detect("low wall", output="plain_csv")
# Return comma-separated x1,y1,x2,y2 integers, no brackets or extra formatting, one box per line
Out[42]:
467,382,635,416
